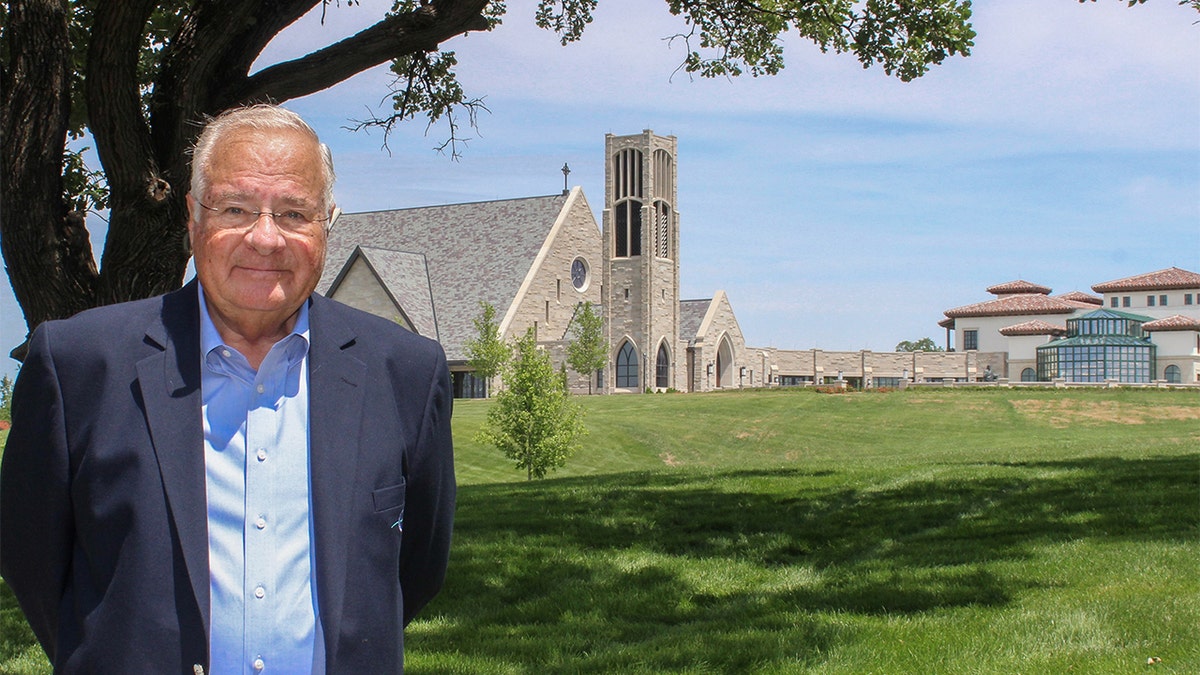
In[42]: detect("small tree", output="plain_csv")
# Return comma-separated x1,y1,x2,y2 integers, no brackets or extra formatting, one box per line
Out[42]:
0,373,14,423
477,328,586,480
895,338,944,352
566,301,606,394
464,301,510,396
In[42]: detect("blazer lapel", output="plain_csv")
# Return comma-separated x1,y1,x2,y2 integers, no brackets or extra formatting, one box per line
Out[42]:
307,294,367,660
136,284,210,632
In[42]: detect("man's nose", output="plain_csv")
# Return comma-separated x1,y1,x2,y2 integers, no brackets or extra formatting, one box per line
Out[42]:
244,213,287,252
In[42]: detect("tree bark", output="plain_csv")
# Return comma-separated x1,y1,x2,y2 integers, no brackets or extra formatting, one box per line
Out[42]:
0,0,98,359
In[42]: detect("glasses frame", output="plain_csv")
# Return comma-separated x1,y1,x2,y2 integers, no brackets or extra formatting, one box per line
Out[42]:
195,200,332,232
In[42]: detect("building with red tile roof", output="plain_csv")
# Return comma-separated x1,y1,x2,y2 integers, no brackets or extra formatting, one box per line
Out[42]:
942,269,1199,383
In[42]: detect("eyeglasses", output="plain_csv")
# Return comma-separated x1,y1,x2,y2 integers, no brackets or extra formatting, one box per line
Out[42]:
196,201,331,232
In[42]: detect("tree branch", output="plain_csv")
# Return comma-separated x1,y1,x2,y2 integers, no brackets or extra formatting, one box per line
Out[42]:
227,0,490,104
86,0,161,201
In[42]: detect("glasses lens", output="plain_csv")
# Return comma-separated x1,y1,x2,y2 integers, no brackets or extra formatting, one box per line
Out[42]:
205,203,323,230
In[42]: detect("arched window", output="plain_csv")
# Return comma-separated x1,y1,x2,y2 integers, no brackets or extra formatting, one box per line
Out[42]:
656,343,670,389
653,200,671,259
612,148,644,258
616,341,639,389
614,199,642,257
1164,364,1181,383
1020,367,1037,382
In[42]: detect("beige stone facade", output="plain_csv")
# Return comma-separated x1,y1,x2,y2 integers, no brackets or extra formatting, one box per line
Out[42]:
603,131,681,393
321,130,1198,397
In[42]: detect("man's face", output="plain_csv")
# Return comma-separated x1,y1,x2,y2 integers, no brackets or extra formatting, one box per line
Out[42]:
187,127,329,333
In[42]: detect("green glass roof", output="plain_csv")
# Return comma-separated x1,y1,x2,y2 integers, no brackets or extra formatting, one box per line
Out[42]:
1075,308,1154,322
1039,335,1154,349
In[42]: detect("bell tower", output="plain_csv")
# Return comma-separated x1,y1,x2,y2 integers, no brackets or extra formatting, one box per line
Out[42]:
602,131,680,392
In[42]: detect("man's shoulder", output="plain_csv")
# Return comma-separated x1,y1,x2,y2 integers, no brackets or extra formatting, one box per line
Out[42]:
37,287,188,345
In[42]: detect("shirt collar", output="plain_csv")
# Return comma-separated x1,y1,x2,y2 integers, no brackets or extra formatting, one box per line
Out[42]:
197,282,311,362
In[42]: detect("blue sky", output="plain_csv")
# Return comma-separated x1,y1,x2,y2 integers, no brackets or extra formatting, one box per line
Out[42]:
2,0,1197,379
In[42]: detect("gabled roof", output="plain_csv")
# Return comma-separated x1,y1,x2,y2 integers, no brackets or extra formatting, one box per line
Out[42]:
1142,314,1200,332
987,280,1051,295
679,298,712,341
999,319,1066,337
327,246,438,339
1091,267,1200,293
321,193,573,360
944,293,1094,319
1055,290,1102,305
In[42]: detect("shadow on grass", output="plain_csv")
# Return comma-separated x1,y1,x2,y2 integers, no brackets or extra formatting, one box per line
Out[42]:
409,454,1198,672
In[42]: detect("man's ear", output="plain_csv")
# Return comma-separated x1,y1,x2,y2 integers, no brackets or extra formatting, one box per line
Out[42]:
327,206,341,234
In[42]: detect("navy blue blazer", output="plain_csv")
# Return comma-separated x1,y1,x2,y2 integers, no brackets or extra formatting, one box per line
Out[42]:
0,282,455,673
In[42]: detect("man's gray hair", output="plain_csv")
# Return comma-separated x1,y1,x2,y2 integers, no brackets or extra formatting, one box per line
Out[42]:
190,104,336,215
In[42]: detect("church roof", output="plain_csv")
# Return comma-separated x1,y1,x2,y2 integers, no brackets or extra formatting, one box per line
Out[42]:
1142,314,1200,332
1091,267,1200,293
987,280,1051,295
943,293,1095,319
327,246,438,339
679,299,712,341
321,194,571,360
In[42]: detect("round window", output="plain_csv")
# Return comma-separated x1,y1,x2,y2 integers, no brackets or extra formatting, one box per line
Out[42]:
571,258,589,291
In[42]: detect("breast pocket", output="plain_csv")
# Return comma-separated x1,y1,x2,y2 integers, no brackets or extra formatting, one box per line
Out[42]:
373,482,406,533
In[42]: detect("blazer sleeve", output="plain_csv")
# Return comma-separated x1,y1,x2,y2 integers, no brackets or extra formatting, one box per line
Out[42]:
0,324,74,660
397,346,455,626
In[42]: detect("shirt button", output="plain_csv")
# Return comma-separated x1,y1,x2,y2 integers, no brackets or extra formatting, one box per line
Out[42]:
254,586,265,599
255,516,266,529
221,349,232,358
253,657,265,671
256,449,267,462
256,383,265,394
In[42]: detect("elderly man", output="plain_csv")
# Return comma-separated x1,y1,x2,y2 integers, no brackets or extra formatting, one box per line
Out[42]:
0,105,455,673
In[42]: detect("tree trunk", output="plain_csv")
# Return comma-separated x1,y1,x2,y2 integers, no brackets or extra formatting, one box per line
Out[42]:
0,0,100,359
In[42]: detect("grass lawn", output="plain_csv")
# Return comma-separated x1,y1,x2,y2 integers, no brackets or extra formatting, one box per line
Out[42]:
2,387,1198,673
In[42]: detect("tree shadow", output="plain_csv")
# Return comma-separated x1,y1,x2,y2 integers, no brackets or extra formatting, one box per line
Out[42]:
409,454,1196,672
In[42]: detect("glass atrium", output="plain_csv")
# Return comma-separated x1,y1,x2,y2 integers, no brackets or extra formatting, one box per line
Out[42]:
1036,309,1156,383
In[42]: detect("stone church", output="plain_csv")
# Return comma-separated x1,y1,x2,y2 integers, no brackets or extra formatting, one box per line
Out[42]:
319,130,750,396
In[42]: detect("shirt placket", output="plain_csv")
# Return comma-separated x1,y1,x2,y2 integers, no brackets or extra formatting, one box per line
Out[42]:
244,368,282,673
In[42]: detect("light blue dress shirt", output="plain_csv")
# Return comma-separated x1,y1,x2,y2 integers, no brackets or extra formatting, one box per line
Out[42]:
199,286,325,674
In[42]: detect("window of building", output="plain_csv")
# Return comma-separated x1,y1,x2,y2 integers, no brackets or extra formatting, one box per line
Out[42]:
1110,297,1118,308
1164,365,1181,383
653,200,671,259
779,375,812,387
656,343,670,388
1147,295,1155,307
963,329,979,351
1160,294,1168,306
614,199,643,257
1020,368,1037,382
1122,296,1131,307
1186,294,1194,305
612,147,644,259
616,341,639,389
452,371,487,399
874,377,901,389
